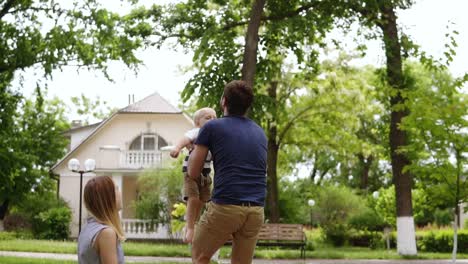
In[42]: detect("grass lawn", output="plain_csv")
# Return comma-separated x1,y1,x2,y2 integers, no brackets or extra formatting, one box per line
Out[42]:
1,239,468,260
0,256,185,264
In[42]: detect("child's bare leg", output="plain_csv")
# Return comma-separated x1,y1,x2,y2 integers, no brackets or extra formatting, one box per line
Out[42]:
185,197,202,243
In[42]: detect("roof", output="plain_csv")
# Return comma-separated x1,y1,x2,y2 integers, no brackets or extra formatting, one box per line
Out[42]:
63,122,102,136
51,91,186,172
119,92,181,113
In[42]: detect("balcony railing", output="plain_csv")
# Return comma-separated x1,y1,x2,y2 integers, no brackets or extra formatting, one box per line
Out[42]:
120,150,163,169
122,219,181,239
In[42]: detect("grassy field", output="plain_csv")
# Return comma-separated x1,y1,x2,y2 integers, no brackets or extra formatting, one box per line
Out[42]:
0,239,467,260
0,256,186,264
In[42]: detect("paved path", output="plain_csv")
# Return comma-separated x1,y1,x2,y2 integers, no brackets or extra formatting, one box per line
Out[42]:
1,251,468,263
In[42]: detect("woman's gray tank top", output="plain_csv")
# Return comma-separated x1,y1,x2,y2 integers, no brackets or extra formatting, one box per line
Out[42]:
78,217,124,263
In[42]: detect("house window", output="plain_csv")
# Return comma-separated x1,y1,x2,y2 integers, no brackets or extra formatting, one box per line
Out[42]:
129,133,168,151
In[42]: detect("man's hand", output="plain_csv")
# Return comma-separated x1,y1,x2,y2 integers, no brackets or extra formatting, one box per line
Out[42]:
188,144,209,180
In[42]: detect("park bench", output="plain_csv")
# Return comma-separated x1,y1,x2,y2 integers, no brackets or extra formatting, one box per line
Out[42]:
226,223,307,259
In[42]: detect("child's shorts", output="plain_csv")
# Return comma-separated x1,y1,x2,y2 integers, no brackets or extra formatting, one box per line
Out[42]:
183,172,212,202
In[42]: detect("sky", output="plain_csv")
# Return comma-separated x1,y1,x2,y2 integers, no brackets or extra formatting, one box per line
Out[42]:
12,0,468,122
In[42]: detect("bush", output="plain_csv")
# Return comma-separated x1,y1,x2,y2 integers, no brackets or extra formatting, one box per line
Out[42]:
348,230,383,249
0,232,16,240
3,214,31,231
12,192,72,240
33,206,72,240
134,159,184,226
417,230,468,253
312,185,365,246
348,208,386,232
433,208,453,227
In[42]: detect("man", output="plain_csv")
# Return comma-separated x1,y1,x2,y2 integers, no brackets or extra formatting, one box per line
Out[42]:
188,80,267,264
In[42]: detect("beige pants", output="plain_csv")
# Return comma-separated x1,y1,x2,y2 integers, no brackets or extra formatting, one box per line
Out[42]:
191,202,264,264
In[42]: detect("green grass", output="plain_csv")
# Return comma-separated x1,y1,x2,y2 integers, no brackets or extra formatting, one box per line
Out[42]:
0,256,185,264
0,256,76,264
1,239,468,260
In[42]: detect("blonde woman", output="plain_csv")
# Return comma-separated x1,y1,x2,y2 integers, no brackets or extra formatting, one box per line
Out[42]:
78,176,125,264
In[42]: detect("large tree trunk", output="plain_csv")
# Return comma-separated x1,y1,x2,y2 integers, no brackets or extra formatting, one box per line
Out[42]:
379,4,417,256
241,0,266,88
266,81,280,222
0,199,9,231
358,154,373,191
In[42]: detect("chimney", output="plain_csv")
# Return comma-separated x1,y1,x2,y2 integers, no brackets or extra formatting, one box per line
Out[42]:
71,120,82,128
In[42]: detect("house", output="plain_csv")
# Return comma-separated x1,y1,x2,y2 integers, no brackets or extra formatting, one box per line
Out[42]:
51,92,193,238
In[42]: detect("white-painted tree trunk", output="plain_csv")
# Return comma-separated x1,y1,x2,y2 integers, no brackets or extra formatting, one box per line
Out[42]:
452,214,458,264
397,216,417,255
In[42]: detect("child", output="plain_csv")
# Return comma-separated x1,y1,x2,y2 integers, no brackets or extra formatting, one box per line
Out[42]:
78,176,125,264
170,107,216,243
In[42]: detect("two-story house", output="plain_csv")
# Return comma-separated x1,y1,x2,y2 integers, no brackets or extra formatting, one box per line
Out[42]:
51,92,193,238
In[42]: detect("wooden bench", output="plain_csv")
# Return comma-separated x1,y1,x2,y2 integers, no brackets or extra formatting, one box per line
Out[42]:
226,223,307,258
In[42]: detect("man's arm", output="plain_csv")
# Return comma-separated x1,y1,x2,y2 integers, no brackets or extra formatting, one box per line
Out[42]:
187,144,209,180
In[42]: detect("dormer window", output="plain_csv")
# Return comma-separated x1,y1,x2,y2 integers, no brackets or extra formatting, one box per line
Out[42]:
129,133,168,151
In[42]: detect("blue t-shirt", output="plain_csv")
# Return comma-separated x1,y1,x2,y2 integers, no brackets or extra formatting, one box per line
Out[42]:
195,115,267,206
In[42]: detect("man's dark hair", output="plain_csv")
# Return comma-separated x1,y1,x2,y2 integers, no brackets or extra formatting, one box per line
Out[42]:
223,80,253,116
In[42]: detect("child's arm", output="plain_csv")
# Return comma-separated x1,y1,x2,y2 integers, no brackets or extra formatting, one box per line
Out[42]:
170,136,193,158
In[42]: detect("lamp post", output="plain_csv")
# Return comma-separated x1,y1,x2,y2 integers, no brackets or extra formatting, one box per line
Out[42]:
68,158,96,234
308,199,315,226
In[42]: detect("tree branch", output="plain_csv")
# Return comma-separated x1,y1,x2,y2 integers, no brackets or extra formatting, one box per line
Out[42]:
223,3,318,31
0,0,16,19
277,105,315,145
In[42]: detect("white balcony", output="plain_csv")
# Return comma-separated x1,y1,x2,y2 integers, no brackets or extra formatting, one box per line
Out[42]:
120,150,163,169
122,219,181,239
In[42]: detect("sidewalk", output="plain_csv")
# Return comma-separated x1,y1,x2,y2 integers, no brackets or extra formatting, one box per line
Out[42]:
1,251,468,263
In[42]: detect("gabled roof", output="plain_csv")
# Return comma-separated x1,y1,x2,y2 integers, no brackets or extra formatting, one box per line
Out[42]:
119,92,181,113
50,92,185,172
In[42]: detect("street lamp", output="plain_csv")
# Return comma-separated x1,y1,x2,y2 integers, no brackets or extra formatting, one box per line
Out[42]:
308,199,315,226
68,158,96,234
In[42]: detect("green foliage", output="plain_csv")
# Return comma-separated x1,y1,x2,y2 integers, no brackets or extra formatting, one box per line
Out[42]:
348,230,383,249
402,62,467,218
312,185,365,246
368,187,396,227
34,207,72,240
433,208,453,227
417,230,468,253
0,87,69,219
12,192,71,240
3,214,31,231
0,0,146,80
134,158,184,226
278,178,311,224
70,94,117,124
0,232,15,241
348,207,386,232
170,202,186,234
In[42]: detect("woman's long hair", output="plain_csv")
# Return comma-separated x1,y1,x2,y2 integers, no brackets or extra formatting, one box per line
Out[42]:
84,176,125,241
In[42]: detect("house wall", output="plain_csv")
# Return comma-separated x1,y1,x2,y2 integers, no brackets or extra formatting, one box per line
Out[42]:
59,173,96,237
461,203,468,229
55,113,193,238
122,176,137,219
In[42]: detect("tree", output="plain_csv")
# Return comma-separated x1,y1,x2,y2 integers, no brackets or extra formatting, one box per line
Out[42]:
142,0,349,222
70,93,118,124
279,56,389,191
134,159,184,232
0,0,151,227
402,62,467,262
347,0,418,255
0,0,145,81
0,87,69,225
